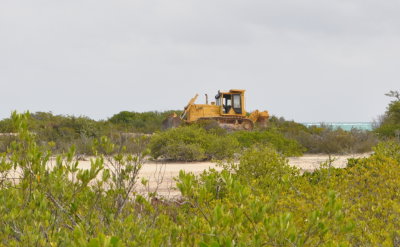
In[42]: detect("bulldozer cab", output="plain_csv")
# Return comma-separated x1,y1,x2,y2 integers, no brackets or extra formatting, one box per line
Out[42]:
215,89,246,116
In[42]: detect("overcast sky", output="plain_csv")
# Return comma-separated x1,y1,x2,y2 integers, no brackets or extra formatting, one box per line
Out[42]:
1,0,399,122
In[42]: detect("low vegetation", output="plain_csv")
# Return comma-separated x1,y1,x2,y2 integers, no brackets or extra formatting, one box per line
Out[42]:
1,112,379,161
374,90,400,138
148,125,239,161
268,116,378,154
0,112,399,246
1,96,385,158
148,123,308,161
0,111,175,154
108,110,181,133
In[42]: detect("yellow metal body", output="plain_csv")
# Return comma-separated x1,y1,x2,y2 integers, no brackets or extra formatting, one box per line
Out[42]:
163,89,269,130
184,89,247,123
186,104,221,122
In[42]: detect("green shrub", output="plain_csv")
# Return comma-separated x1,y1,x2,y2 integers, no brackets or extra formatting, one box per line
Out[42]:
108,110,181,133
2,112,400,246
232,129,305,156
149,125,238,161
234,145,299,191
206,135,239,160
0,118,14,132
375,122,400,138
149,126,208,161
0,110,184,155
373,140,400,162
268,115,377,154
374,92,400,138
0,110,378,156
175,147,353,246
0,135,16,152
294,128,377,154
162,143,206,161
268,116,310,135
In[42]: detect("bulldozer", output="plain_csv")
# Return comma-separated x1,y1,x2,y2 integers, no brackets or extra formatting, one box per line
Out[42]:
163,89,269,131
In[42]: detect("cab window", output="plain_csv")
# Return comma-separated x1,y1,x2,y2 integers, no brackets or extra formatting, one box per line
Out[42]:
222,94,232,113
233,94,241,108
232,94,242,114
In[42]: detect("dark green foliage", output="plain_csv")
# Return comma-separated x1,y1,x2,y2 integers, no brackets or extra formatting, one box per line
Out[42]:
0,118,14,132
148,123,304,161
268,116,310,135
149,125,239,161
268,115,377,154
0,112,104,153
1,89,398,245
0,111,177,154
297,128,377,154
1,110,378,156
207,135,239,160
374,90,400,138
0,112,152,246
232,129,305,156
109,110,181,133
1,112,400,246
375,100,400,138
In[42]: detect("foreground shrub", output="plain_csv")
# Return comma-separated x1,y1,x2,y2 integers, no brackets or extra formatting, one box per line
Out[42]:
175,146,353,246
373,140,400,162
2,112,400,246
0,112,159,246
176,141,400,245
325,152,400,245
234,146,299,190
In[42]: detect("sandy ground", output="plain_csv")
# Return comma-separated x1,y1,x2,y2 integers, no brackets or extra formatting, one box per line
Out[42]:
288,153,369,172
72,153,370,198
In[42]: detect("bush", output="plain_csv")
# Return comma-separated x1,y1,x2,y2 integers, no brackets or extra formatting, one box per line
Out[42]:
232,129,305,156
1,110,378,156
373,140,400,163
176,146,353,246
149,125,239,161
234,145,299,190
108,110,181,133
2,112,400,246
268,115,377,154
374,92,400,138
161,143,206,161
207,135,239,160
0,135,16,153
0,118,14,133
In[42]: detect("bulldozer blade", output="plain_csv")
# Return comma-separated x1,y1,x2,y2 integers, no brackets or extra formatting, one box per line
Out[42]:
162,114,182,130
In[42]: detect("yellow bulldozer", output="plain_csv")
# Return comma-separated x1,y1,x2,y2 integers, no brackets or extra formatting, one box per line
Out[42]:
163,89,269,131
